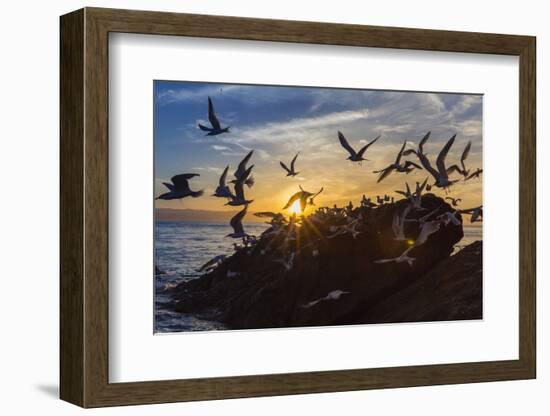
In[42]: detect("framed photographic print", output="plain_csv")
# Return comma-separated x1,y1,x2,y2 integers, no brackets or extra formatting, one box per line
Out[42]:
60,7,536,408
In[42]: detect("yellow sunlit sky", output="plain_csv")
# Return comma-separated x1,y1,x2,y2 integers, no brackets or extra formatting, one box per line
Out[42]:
154,81,482,219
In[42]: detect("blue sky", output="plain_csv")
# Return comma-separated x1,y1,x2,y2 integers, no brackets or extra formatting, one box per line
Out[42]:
154,80,482,213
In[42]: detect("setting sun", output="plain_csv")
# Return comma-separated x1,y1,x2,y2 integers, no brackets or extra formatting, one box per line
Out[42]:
289,200,302,215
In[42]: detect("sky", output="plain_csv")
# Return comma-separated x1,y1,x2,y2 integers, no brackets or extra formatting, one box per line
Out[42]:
154,80,483,218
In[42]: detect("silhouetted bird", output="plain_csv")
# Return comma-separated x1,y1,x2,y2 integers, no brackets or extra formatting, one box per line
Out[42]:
198,96,230,136
337,131,380,163
156,174,203,200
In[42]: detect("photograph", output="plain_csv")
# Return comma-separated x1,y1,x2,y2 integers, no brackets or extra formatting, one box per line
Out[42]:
153,81,483,333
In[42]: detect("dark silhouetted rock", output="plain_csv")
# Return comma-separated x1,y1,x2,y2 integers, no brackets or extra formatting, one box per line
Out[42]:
167,195,481,330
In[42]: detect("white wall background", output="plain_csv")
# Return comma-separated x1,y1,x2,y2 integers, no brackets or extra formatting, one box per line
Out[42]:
0,0,545,414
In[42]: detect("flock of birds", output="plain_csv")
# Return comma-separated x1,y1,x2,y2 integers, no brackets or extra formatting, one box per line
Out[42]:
157,96,484,292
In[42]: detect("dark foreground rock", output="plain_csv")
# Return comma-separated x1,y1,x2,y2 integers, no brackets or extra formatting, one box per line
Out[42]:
167,195,481,329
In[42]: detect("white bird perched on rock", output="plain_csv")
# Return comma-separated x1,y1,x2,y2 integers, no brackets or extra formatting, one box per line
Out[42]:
337,131,380,163
198,96,230,136
301,290,351,309
156,173,204,200
280,152,300,177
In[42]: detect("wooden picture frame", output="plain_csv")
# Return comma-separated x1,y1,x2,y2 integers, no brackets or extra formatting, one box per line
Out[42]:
60,7,536,408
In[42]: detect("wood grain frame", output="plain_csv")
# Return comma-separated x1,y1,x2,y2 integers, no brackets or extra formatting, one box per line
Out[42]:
60,7,536,408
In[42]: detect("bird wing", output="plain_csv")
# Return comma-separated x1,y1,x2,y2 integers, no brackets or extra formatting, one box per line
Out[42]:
290,153,299,171
417,177,428,194
357,135,381,158
207,97,221,130
162,182,175,191
436,134,456,178
461,141,472,171
299,195,308,212
198,123,211,132
311,187,324,199
403,160,422,170
283,191,303,210
418,131,431,154
376,166,394,183
395,141,407,165
338,131,357,157
234,180,245,200
234,150,254,178
219,165,229,187
418,151,440,181
446,164,462,175
230,205,247,234
171,174,198,191
280,161,291,173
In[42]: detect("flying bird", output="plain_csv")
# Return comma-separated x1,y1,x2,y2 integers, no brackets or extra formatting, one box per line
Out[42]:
283,187,316,213
411,132,459,189
156,174,204,200
373,141,423,182
198,255,227,272
459,206,483,223
446,141,472,179
198,96,230,136
307,187,324,206
466,168,483,181
231,150,255,187
226,167,254,206
337,131,380,163
226,205,250,239
445,197,462,207
212,165,235,199
280,153,300,177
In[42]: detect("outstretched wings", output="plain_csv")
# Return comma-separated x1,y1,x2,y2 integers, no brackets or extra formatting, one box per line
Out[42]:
356,135,380,158
171,173,199,192
337,131,357,157
280,161,291,174
207,96,221,130
290,153,299,171
283,191,303,210
234,150,254,179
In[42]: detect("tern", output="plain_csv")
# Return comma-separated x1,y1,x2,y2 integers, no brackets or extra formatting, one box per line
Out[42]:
283,187,315,212
156,173,204,200
307,187,324,206
374,141,423,182
280,153,300,177
459,206,483,223
212,165,235,199
446,141,472,179
226,205,250,239
231,150,255,188
301,290,351,309
226,170,254,206
445,197,462,207
198,96,230,136
412,132,459,189
466,168,483,181
338,131,380,163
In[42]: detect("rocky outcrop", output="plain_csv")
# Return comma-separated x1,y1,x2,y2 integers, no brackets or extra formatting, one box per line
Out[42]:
167,195,481,329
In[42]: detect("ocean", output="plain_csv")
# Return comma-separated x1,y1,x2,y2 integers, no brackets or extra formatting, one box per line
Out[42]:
154,221,482,333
